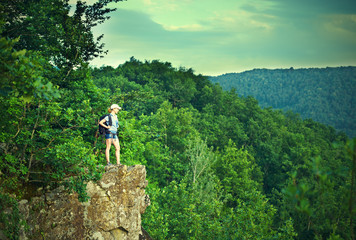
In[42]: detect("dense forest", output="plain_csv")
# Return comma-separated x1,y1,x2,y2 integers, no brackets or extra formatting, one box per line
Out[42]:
210,68,356,138
1,1,355,240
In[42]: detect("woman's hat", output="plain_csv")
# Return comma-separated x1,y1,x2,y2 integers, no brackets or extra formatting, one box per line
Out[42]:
110,104,122,110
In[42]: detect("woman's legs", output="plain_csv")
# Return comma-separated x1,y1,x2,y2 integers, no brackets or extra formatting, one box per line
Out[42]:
105,138,112,164
112,138,121,165
105,136,120,165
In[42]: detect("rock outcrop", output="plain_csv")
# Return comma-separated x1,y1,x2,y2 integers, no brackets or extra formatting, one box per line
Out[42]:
16,164,150,240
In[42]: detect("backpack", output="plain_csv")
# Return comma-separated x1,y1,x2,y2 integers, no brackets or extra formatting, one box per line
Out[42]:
98,114,112,135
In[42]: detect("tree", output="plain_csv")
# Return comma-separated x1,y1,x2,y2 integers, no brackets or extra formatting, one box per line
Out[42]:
214,140,263,208
0,0,124,87
186,136,216,185
0,37,59,100
283,139,355,239
0,0,127,201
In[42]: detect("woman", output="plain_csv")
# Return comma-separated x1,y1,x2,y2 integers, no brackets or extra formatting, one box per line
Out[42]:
99,104,122,166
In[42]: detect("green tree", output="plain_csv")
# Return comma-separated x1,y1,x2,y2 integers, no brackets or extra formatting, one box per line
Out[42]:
0,0,127,201
214,140,263,208
0,37,59,100
1,0,124,87
283,139,355,239
90,59,351,240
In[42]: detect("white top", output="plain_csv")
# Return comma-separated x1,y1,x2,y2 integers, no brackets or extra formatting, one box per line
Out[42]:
105,113,119,134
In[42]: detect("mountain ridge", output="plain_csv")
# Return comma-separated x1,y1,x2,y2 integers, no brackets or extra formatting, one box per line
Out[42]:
209,66,356,138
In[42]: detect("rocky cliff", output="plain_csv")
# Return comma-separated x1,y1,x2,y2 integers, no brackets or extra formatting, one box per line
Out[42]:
14,164,150,240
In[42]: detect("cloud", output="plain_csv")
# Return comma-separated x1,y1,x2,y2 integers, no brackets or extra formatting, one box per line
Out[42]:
90,8,269,73
256,0,356,20
90,10,210,67
206,9,275,34
163,23,206,32
140,0,186,13
323,14,356,34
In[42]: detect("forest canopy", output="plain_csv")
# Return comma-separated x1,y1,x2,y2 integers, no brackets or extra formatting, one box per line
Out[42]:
1,1,355,240
210,67,356,138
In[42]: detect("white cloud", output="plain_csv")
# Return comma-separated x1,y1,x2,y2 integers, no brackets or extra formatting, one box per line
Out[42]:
163,23,205,31
201,9,275,37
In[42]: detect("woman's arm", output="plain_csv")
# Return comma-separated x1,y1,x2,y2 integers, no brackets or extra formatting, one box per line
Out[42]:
99,119,110,129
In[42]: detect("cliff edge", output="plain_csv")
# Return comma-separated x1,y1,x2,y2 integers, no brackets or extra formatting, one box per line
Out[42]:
16,164,150,240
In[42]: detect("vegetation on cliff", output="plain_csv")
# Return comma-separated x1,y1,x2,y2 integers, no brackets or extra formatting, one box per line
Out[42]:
1,1,355,240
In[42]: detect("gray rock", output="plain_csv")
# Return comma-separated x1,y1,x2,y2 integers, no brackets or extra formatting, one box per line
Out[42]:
18,165,150,240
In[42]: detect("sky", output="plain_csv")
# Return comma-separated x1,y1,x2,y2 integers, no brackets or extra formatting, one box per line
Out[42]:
80,0,356,76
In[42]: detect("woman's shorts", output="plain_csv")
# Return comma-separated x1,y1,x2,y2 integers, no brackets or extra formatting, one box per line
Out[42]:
105,133,118,139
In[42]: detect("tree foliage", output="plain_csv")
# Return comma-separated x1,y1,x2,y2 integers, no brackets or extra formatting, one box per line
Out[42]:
210,67,356,138
0,0,123,200
1,1,355,239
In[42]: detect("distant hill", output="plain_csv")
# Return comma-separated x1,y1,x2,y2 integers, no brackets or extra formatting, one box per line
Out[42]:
209,66,356,138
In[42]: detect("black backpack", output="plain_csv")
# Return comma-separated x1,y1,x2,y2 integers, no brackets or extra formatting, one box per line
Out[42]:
98,114,112,135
